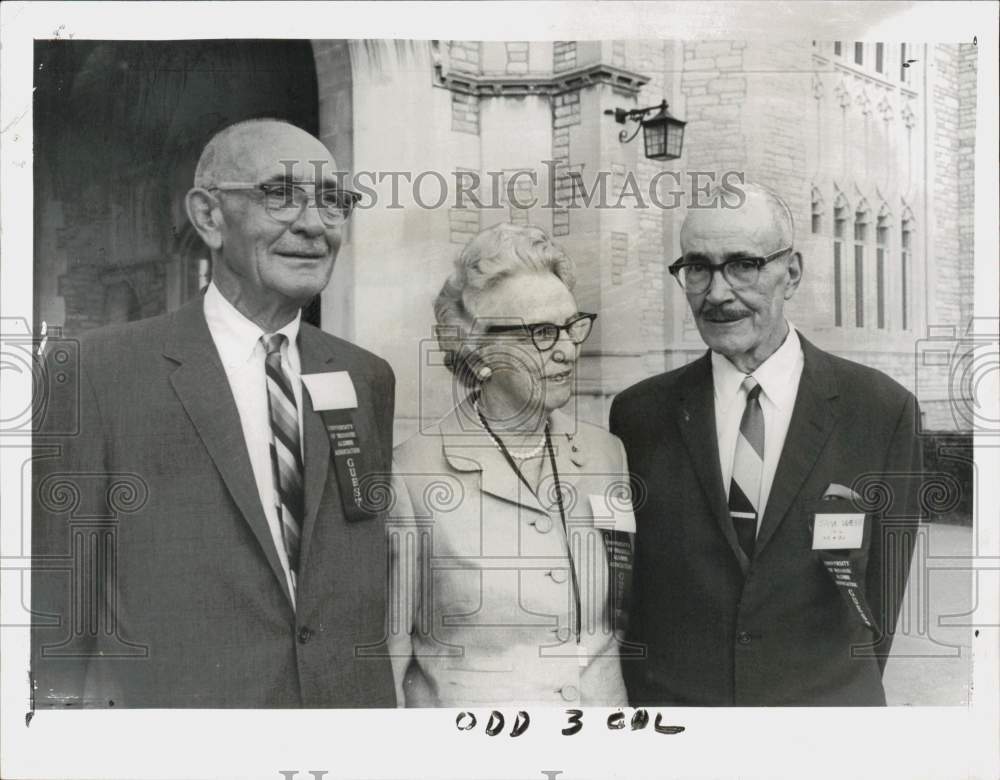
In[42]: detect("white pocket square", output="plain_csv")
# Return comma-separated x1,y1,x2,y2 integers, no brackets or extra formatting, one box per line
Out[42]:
822,482,862,502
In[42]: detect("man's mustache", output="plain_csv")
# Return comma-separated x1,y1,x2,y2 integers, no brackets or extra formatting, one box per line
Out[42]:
700,305,751,323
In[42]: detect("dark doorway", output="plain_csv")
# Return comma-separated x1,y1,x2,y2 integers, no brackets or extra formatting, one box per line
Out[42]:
34,40,323,335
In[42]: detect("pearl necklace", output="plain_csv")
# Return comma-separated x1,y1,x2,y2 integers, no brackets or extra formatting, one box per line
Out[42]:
473,397,547,460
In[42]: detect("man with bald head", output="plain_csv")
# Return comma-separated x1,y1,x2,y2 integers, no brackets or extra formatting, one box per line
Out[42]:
32,119,397,707
610,183,921,706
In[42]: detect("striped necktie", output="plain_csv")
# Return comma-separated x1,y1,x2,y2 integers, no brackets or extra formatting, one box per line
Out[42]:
262,333,304,588
728,376,764,561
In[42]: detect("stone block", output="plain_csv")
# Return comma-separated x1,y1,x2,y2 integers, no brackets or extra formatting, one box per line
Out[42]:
685,58,717,71
685,94,721,107
452,118,479,135
716,55,743,70
553,114,581,129
708,77,747,94
695,42,736,58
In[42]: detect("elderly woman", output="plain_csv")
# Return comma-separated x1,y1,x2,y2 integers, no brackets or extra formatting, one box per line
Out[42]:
389,223,635,708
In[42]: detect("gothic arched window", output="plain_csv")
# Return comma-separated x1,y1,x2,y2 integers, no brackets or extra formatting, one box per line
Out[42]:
901,205,915,330
876,205,892,329
811,185,824,234
854,203,871,328
833,191,850,327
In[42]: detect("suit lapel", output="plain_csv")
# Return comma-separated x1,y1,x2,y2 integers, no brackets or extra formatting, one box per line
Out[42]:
548,408,585,471
296,327,336,584
539,408,586,515
163,297,293,608
754,335,838,556
441,401,549,517
675,353,749,573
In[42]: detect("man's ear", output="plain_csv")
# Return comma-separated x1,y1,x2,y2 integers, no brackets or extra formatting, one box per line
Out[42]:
185,188,223,251
784,250,803,299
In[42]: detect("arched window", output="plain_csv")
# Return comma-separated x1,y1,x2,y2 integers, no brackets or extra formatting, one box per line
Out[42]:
854,202,871,328
832,191,850,327
876,205,892,329
811,185,824,234
901,205,915,330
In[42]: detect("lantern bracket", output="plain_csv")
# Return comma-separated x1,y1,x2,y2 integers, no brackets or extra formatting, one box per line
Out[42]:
604,100,669,143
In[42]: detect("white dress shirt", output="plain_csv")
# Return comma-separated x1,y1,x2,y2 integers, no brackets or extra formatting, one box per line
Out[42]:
203,282,304,600
712,322,804,532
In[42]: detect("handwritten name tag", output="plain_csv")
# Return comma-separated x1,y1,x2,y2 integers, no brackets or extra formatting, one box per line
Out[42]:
301,371,358,411
588,494,637,534
812,512,865,550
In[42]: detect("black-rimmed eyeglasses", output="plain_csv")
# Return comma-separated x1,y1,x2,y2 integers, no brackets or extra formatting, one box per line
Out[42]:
482,312,597,352
669,246,793,294
210,181,362,227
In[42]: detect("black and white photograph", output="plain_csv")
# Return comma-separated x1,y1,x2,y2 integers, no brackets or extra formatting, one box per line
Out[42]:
2,2,998,779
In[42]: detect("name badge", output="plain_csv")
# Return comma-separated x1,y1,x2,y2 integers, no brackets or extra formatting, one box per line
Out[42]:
304,372,381,523
809,498,875,631
301,371,358,411
588,493,637,533
812,512,865,550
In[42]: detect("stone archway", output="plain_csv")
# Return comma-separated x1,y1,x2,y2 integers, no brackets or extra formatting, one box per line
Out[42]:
34,39,322,336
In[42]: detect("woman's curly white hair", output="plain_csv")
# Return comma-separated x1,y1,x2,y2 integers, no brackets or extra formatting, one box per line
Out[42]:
434,222,576,387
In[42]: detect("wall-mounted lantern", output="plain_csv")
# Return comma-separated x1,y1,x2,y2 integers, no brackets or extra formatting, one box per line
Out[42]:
604,99,686,161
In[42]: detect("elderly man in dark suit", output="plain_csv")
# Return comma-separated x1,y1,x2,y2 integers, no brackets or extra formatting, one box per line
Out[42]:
32,119,397,707
610,183,921,706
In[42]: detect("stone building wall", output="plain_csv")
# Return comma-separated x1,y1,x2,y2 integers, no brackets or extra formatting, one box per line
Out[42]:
36,39,976,438
931,44,963,332
917,43,978,430
957,44,977,332
329,39,974,434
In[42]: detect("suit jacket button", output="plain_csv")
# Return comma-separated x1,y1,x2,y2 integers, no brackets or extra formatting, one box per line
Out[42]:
547,569,568,584
736,631,752,645
553,626,571,643
533,516,553,533
559,684,579,702
298,626,313,644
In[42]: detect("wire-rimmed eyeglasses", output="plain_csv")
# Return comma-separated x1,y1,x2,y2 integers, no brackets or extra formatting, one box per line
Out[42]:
210,181,362,227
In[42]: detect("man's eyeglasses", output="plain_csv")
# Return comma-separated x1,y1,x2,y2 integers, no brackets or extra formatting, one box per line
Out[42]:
210,181,362,227
669,246,793,294
483,312,597,352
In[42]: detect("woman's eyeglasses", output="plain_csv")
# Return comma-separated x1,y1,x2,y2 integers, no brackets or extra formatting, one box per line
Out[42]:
483,312,597,352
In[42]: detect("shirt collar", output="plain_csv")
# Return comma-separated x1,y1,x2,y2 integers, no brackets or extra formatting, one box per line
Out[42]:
711,321,803,411
203,282,301,368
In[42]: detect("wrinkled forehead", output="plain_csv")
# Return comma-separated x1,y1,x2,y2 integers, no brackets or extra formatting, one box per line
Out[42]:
214,124,340,186
680,194,785,256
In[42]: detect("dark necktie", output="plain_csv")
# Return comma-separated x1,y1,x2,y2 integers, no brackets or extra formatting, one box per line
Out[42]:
262,333,304,588
728,376,764,560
